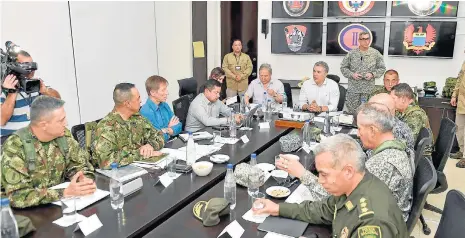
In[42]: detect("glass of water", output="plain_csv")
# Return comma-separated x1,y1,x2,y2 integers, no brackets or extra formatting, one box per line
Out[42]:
61,197,77,224
331,116,340,135
212,131,221,143
252,192,266,218
167,155,177,177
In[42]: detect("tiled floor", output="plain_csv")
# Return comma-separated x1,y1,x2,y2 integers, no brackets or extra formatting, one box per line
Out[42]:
411,157,464,237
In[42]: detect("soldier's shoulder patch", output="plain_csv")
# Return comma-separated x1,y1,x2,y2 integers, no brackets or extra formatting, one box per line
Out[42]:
357,225,381,238
4,168,21,185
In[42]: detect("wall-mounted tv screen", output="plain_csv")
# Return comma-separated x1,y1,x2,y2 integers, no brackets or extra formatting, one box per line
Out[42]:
327,1,387,17
388,21,457,58
326,22,385,55
272,1,324,18
391,1,459,17
271,22,323,54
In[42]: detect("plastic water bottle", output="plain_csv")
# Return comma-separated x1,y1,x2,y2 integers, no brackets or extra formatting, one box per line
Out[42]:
224,164,236,209
229,109,237,138
265,99,272,122
110,162,124,209
282,93,288,110
186,132,196,166
247,153,259,196
262,92,267,111
240,94,246,114
302,120,310,147
0,198,19,238
324,111,331,134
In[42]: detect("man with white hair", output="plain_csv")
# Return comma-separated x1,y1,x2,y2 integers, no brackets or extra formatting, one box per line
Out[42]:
244,63,284,105
278,103,413,221
256,134,407,238
1,96,96,208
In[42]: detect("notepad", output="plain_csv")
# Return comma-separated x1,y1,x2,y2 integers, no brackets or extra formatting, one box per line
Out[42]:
258,216,308,238
51,183,110,211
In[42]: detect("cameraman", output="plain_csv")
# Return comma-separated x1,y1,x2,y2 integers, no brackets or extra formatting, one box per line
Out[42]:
1,51,60,142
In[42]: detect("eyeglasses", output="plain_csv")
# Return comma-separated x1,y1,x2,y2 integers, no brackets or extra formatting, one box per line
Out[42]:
359,38,370,41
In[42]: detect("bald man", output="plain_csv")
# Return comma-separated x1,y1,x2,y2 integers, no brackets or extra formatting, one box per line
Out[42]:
369,93,415,152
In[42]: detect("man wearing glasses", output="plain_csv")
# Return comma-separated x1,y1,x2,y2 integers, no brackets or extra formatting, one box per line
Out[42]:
340,31,386,114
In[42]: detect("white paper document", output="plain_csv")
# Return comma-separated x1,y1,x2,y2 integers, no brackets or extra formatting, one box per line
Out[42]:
285,184,314,204
264,232,293,238
242,209,269,224
179,131,213,141
226,96,238,106
313,117,325,123
259,122,270,129
74,214,103,236
349,128,358,135
218,220,244,238
51,183,110,211
317,111,343,117
53,214,86,227
96,164,147,183
215,137,240,145
159,172,182,187
178,143,223,161
240,135,249,143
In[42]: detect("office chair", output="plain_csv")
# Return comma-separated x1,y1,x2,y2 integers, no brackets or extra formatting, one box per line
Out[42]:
172,95,191,131
282,82,293,106
413,127,432,169
178,77,197,101
434,190,465,238
326,74,340,83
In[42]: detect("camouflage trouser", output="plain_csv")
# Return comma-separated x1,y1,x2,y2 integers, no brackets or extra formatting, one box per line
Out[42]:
345,92,370,115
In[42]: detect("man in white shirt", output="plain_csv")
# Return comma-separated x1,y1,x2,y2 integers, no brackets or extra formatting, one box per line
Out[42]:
299,61,340,112
244,63,284,105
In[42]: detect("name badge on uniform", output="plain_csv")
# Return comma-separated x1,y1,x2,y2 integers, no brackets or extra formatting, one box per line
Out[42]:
235,65,241,70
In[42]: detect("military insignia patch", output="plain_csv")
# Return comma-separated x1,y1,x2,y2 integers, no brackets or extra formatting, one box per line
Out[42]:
357,225,381,238
4,168,21,185
403,23,436,55
407,1,442,16
339,1,375,16
284,25,308,52
283,1,310,17
338,23,372,53
340,226,349,238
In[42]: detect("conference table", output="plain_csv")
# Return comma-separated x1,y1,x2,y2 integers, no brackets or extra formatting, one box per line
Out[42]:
14,118,293,238
145,128,333,238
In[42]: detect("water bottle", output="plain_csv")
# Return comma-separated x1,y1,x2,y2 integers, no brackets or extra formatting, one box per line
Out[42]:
110,162,124,209
282,93,288,110
262,92,267,111
229,109,237,138
224,164,236,209
324,111,330,134
186,132,196,166
265,99,272,122
302,120,310,147
0,198,19,238
240,94,246,114
247,153,259,196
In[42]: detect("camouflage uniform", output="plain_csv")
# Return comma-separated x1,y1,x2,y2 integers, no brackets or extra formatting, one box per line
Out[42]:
280,172,408,238
366,118,415,157
300,140,413,221
340,47,386,114
369,85,418,105
92,111,165,169
396,103,430,142
1,127,94,208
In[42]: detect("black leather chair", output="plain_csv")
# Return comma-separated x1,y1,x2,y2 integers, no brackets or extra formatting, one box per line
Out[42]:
434,190,465,238
327,74,340,83
414,127,432,169
337,84,347,112
172,95,191,131
178,77,197,101
282,82,293,106
71,119,102,149
406,156,437,236
419,118,456,235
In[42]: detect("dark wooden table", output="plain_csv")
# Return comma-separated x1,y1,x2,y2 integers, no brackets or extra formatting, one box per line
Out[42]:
15,119,293,238
145,129,332,238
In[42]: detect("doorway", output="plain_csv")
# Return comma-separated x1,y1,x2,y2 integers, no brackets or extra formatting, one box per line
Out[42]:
221,1,258,84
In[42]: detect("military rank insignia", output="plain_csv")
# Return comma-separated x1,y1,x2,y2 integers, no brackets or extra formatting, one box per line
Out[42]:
283,1,310,17
339,1,375,16
403,23,436,55
357,225,381,238
284,25,307,52
338,24,372,53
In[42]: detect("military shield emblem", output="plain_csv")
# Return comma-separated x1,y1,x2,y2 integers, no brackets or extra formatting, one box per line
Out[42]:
403,23,437,54
283,1,310,17
339,1,375,16
284,25,307,52
338,23,372,53
407,1,442,16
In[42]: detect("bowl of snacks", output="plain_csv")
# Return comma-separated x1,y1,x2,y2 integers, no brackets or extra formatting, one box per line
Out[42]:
266,186,291,198
193,161,213,176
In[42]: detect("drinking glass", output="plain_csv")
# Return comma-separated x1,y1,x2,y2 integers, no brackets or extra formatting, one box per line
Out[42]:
61,197,77,224
167,156,177,177
212,131,221,143
274,155,288,185
251,192,266,218
331,116,340,135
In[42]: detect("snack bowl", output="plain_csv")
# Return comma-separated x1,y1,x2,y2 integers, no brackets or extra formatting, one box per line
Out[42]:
192,161,213,176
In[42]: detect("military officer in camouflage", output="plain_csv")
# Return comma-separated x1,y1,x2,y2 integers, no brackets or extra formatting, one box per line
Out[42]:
341,32,386,114
254,134,407,238
391,83,431,141
92,83,165,169
450,60,465,167
370,70,418,104
1,96,96,208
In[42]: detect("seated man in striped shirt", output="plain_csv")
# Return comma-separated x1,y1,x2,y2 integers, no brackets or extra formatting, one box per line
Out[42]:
1,51,60,143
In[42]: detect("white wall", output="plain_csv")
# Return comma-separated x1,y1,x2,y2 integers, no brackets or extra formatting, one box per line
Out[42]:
1,1,193,126
1,1,81,128
207,1,222,73
257,1,465,93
